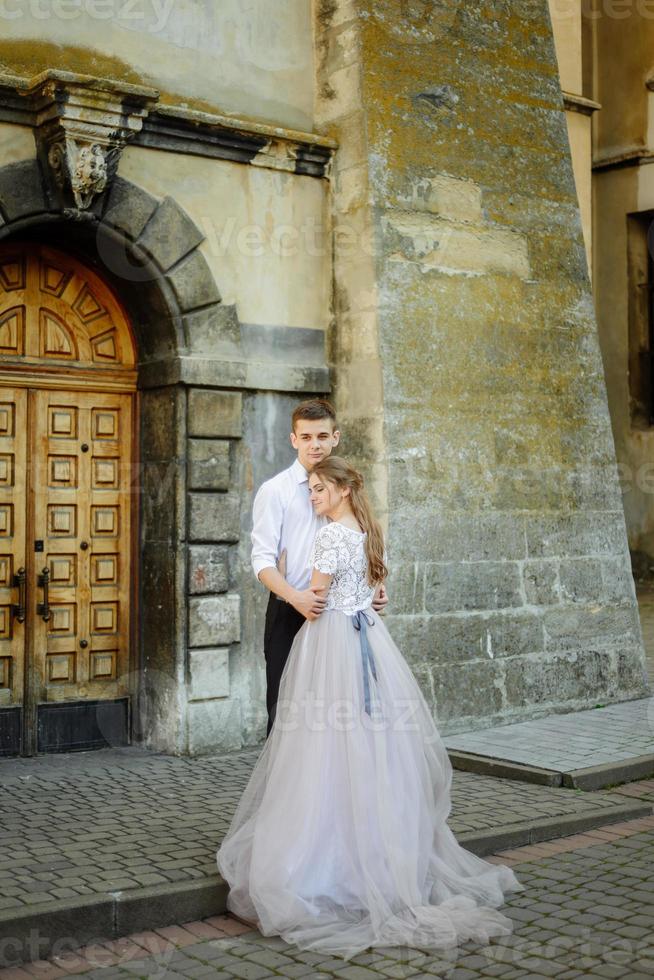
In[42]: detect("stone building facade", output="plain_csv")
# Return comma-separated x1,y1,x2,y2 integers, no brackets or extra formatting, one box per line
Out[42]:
0,0,649,758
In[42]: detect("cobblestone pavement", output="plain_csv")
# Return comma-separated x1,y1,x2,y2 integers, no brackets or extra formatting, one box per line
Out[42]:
1,748,648,916
2,801,653,980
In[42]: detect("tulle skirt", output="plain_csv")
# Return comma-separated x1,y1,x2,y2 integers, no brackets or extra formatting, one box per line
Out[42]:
216,607,524,961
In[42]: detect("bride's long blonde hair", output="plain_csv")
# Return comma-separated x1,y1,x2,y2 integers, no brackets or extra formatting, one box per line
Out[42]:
312,456,387,586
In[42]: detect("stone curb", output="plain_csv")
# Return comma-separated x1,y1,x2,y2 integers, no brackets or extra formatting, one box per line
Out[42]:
2,799,651,966
562,753,654,791
447,749,654,790
458,800,653,855
0,877,228,966
447,750,563,785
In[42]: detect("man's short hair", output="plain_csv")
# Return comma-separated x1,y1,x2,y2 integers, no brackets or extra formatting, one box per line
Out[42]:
291,398,337,432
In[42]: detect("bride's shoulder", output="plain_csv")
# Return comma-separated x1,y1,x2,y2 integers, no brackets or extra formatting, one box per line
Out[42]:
316,521,346,544
315,523,356,555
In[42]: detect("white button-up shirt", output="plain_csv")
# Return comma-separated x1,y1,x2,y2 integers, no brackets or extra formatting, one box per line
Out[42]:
251,458,327,591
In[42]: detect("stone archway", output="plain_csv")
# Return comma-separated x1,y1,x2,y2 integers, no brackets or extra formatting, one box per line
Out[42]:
0,157,241,756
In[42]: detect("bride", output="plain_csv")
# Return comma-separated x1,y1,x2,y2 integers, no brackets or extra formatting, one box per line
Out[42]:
216,456,524,961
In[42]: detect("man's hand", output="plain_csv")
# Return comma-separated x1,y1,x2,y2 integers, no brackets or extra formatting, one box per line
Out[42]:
291,586,327,621
372,583,389,613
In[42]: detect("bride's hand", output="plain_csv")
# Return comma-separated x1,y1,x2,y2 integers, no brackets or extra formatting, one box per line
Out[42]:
372,583,389,613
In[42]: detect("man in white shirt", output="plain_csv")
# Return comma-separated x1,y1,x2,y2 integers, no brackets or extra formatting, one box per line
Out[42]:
251,398,388,736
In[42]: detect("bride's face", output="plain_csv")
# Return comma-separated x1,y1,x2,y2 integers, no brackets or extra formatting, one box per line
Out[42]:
309,474,346,517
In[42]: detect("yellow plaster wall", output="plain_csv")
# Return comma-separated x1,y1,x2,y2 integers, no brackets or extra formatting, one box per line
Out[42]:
118,145,331,332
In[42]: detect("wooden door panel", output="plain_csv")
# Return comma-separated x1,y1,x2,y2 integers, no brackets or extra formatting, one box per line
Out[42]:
32,389,132,703
0,243,137,753
0,387,27,711
0,247,135,373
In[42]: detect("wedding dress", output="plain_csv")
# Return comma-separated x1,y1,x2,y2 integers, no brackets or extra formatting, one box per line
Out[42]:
216,521,524,961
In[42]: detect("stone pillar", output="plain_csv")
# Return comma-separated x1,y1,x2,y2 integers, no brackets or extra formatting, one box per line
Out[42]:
316,0,651,730
186,389,243,752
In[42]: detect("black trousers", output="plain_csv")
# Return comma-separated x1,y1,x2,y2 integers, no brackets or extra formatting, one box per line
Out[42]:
263,593,305,737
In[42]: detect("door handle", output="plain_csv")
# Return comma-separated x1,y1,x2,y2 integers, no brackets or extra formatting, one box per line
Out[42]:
12,566,26,623
37,566,51,622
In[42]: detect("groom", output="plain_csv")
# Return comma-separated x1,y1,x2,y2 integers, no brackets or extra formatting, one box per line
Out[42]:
251,398,388,736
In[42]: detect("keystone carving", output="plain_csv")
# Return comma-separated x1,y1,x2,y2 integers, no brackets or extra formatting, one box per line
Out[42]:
47,140,111,210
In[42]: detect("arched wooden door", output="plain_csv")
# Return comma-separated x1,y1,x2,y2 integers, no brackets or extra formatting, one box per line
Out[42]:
0,243,137,755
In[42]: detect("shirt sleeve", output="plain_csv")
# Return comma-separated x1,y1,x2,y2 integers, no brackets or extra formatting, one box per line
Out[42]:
251,479,284,581
311,524,341,575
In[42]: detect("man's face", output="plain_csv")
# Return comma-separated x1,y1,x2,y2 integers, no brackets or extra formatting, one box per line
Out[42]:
290,417,340,471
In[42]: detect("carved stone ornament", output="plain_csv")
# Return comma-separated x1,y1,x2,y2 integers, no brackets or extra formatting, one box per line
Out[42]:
47,140,110,210
21,70,159,211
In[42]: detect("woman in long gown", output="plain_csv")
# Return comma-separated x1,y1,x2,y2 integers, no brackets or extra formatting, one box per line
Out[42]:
216,457,524,961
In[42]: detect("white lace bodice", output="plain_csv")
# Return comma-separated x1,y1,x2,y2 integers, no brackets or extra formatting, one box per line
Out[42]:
310,521,377,615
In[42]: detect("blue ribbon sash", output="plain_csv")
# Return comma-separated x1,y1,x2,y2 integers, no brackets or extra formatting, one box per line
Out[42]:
351,610,377,715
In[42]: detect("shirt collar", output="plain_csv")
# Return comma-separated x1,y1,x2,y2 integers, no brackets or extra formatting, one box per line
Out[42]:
291,458,309,484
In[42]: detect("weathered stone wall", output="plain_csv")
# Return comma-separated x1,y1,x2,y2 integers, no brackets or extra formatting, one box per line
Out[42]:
317,0,650,731
0,0,315,130
118,147,332,336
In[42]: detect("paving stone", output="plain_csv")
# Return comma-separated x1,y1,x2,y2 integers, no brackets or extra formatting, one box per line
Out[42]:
242,949,300,968
215,959,274,978
512,957,566,977
83,972,131,980
589,966,633,978
184,942,241,964
213,940,264,956
333,967,385,980
317,958,358,972
443,697,654,771
279,965,324,978
292,949,337,964
120,959,174,976
374,963,423,978
182,967,222,978
478,964,521,977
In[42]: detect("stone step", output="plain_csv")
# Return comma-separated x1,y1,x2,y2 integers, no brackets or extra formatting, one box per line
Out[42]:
448,748,654,791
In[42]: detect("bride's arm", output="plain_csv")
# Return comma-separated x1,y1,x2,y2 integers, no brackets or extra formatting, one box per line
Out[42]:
307,568,332,621
371,540,389,612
